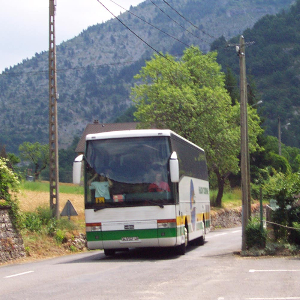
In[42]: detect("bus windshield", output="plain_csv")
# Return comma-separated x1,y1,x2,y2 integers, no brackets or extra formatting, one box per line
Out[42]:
84,136,173,209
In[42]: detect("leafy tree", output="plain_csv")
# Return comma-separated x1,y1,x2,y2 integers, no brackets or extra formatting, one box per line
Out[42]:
40,136,80,183
0,158,21,228
212,0,300,148
7,153,21,166
262,135,300,173
267,152,291,174
131,46,262,206
114,105,137,123
0,158,19,201
263,172,300,242
1,145,20,169
58,137,80,183
19,142,49,181
224,67,239,105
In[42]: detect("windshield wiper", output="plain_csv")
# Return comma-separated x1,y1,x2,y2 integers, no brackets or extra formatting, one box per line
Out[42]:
94,206,106,212
147,200,164,208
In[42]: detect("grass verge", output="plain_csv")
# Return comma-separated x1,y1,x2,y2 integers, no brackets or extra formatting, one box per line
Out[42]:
20,181,84,194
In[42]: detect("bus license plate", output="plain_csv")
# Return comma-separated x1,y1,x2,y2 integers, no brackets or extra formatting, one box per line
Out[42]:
121,237,139,242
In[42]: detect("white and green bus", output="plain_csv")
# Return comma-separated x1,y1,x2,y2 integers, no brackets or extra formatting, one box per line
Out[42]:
74,129,210,255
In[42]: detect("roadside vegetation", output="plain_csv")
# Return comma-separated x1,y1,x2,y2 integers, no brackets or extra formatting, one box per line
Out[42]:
18,181,86,261
1,44,299,262
20,180,83,194
20,204,86,260
0,163,86,263
1,159,299,262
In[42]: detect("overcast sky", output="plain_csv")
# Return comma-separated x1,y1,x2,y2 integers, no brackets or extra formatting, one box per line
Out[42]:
0,0,144,73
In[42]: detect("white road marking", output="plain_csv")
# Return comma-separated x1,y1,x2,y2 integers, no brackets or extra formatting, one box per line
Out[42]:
207,233,228,239
249,269,300,273
247,298,300,300
231,230,242,233
5,271,34,278
208,230,241,239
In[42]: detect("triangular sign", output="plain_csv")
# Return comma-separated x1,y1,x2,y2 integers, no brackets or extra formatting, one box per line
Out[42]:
61,200,78,219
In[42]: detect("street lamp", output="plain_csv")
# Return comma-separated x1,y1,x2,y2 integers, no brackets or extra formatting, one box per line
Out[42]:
251,100,263,107
278,117,291,156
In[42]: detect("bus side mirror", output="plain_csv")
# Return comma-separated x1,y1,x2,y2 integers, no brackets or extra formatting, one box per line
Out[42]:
169,151,179,183
73,154,83,185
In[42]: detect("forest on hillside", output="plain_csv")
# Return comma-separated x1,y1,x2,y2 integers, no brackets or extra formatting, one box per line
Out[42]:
0,0,295,153
211,0,300,148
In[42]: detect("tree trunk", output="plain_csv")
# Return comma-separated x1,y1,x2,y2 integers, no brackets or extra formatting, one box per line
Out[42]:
215,170,225,207
34,163,40,181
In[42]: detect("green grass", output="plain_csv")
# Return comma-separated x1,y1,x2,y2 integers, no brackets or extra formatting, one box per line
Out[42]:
210,188,242,208
20,181,84,195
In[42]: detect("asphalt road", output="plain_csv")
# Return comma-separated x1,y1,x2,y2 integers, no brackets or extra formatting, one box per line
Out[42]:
1,227,300,300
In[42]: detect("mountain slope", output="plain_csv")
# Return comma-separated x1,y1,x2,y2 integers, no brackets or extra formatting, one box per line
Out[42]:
211,0,300,148
0,0,295,153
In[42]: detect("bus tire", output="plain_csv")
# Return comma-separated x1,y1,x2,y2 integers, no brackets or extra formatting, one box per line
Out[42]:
194,219,206,246
104,249,115,256
176,227,188,255
199,219,206,245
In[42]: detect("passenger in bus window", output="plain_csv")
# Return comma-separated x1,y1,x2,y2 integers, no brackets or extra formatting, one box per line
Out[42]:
148,172,170,192
88,173,113,201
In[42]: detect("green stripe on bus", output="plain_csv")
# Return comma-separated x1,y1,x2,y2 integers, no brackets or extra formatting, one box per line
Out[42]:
86,231,103,242
87,228,177,242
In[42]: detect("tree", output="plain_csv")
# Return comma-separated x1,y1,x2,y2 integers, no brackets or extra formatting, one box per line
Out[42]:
131,46,262,206
0,158,21,227
0,158,19,201
224,67,239,105
19,142,49,181
0,144,20,169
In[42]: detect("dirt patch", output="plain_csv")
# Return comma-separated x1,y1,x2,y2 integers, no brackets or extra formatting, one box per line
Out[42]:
17,190,85,220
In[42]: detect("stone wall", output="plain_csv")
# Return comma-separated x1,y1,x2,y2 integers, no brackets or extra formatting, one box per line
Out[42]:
211,203,262,229
0,207,26,263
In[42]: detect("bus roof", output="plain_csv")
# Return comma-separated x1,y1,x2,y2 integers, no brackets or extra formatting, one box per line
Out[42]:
86,129,204,152
86,129,172,140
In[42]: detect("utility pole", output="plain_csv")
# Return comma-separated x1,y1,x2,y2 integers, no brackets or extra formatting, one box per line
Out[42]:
278,116,281,155
239,35,250,251
49,0,60,218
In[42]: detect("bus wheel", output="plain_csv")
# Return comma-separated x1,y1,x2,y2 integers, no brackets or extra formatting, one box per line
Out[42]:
176,227,187,255
194,219,206,246
104,249,115,256
199,219,206,245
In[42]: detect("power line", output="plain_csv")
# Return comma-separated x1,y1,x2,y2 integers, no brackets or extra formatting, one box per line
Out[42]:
1,0,249,78
148,0,210,44
96,0,173,63
160,0,217,40
107,0,190,48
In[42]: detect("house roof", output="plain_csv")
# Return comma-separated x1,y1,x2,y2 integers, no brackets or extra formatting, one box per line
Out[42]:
75,121,139,154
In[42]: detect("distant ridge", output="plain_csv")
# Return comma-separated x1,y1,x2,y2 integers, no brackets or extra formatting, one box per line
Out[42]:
0,0,294,153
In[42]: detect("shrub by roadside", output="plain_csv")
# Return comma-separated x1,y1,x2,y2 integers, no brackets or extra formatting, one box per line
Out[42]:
20,206,87,258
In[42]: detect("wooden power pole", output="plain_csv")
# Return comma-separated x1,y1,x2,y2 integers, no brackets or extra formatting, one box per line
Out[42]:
49,0,60,218
239,35,250,251
278,116,282,156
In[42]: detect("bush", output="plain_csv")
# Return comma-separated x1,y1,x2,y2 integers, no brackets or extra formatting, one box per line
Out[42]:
21,206,79,242
36,206,53,225
23,211,43,232
263,172,300,242
289,222,300,245
0,158,21,228
251,184,261,200
55,229,66,244
246,217,266,249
